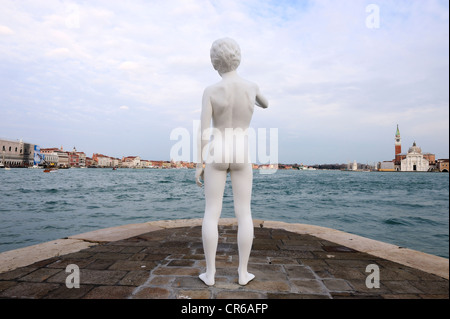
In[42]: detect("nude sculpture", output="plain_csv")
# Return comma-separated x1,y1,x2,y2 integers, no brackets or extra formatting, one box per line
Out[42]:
195,38,268,286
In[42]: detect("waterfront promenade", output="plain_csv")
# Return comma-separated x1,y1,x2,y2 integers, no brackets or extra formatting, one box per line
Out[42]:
0,218,448,299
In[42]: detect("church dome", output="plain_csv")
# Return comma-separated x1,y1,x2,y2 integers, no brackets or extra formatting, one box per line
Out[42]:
408,141,422,154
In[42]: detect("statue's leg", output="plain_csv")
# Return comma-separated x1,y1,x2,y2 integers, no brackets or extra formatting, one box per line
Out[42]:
199,163,228,286
230,163,255,285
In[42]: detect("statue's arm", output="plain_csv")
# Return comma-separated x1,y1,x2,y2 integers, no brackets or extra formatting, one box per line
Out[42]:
255,87,268,109
195,89,213,186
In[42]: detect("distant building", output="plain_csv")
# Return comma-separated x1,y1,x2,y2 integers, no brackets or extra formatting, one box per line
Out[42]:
56,147,69,167
48,146,70,167
68,147,80,167
1,138,36,167
93,153,114,167
111,158,120,167
150,160,163,168
437,159,449,172
401,142,430,172
140,160,152,168
40,148,60,166
161,161,172,168
387,125,436,171
122,156,141,168
379,161,395,172
85,157,93,167
75,149,86,167
423,153,436,166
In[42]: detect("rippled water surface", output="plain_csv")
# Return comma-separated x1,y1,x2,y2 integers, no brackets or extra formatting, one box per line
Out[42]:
0,168,448,258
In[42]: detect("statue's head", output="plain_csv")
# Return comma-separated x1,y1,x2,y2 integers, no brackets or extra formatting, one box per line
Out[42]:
210,37,241,74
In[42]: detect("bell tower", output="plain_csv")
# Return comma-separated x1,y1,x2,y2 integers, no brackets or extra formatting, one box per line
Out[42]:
395,124,401,163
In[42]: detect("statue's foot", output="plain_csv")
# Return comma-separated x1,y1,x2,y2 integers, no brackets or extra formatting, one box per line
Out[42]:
199,273,215,286
238,272,255,286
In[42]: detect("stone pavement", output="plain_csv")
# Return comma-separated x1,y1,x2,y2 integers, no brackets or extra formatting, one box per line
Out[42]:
0,223,448,299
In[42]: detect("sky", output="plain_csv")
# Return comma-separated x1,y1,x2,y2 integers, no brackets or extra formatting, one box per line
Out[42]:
0,0,448,165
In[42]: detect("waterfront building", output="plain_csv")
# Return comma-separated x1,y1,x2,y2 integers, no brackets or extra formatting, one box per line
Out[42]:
122,156,141,168
93,153,113,167
75,150,86,167
259,164,279,170
184,161,195,169
40,148,59,167
385,125,436,171
68,147,80,167
140,159,152,168
45,146,70,168
423,153,436,166
151,160,163,168
401,142,430,172
57,151,69,168
161,161,172,168
172,161,194,169
0,138,36,167
437,159,449,172
379,161,395,172
85,157,93,167
111,157,120,167
40,147,69,167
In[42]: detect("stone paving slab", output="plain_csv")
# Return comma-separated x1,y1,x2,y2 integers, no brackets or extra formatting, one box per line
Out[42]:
0,224,448,299
0,238,96,274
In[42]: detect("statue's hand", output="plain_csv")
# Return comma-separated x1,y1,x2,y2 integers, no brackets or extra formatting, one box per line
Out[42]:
195,164,204,187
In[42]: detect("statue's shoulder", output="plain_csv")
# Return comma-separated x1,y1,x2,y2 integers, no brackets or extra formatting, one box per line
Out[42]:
204,77,258,96
203,81,223,95
239,77,259,90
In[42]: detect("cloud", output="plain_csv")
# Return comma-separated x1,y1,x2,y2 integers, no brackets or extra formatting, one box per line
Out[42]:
0,25,14,35
45,47,72,58
118,61,139,71
119,105,129,110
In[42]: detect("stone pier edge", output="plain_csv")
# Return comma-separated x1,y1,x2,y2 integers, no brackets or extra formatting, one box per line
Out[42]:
0,218,448,280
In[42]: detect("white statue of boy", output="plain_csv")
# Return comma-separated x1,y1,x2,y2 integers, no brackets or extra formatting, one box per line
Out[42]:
196,37,268,286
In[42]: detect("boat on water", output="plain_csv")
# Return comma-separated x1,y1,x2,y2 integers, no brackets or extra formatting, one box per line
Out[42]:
43,168,58,173
298,165,316,171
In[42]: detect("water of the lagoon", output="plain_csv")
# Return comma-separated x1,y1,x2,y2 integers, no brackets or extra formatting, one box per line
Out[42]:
0,168,448,258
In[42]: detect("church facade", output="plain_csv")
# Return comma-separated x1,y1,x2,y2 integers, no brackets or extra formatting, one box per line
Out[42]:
400,142,430,172
392,125,434,172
